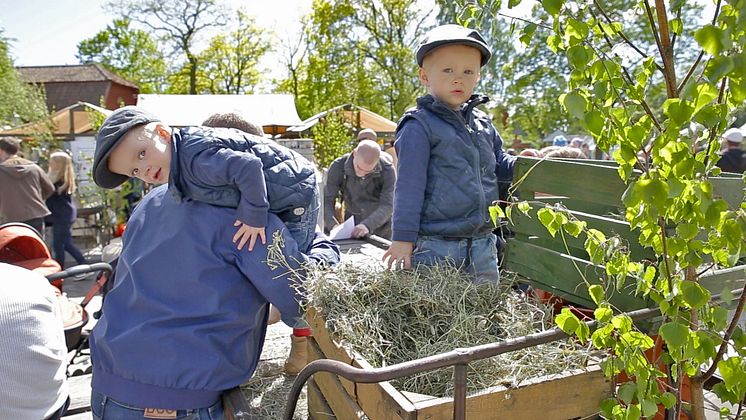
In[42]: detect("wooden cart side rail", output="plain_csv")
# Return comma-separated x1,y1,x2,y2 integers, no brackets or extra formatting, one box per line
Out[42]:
285,303,667,420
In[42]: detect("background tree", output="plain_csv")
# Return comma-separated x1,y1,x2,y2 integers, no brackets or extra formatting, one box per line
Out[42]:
276,0,429,121
104,0,228,94
187,11,271,94
0,32,51,142
77,18,167,93
311,110,354,169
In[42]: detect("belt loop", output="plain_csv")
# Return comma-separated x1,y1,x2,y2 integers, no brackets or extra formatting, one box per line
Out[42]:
464,237,473,269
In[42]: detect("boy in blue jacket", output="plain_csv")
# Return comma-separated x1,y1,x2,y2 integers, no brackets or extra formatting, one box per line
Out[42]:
91,106,319,253
382,24,515,284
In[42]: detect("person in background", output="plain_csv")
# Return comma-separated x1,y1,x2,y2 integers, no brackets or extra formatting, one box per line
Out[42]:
382,24,516,284
201,112,314,375
324,139,396,239
203,112,266,138
89,184,340,418
0,263,69,420
46,151,88,269
716,127,745,174
569,137,590,158
0,137,55,234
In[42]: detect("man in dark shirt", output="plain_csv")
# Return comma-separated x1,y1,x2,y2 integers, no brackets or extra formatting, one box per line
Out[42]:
716,128,745,174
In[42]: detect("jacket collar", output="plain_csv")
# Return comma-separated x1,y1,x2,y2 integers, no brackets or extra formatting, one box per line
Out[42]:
168,128,185,200
416,94,490,125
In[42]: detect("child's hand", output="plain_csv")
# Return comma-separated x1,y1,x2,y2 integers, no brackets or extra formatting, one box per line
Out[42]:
382,241,414,269
233,221,266,251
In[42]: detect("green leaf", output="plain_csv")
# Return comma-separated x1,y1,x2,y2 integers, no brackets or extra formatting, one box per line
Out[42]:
625,403,642,420
489,205,505,226
641,399,658,417
660,392,677,409
517,201,531,215
589,284,605,305
537,208,557,237
663,99,694,125
659,322,689,349
669,18,683,36
612,315,632,333
693,83,719,114
567,45,591,69
519,23,537,45
680,281,711,309
556,308,581,335
560,92,587,119
594,306,612,322
638,178,669,209
704,56,735,83
675,223,699,240
564,220,586,237
618,382,637,404
584,110,605,136
718,357,746,395
541,0,563,16
694,24,732,56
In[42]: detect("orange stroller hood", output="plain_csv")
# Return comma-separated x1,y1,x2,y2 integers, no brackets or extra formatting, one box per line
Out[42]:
0,223,62,287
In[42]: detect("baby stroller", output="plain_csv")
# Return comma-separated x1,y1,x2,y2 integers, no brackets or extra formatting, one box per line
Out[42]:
0,222,112,376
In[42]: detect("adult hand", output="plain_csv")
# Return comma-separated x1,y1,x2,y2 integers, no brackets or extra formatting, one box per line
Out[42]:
233,221,266,251
382,241,413,269
351,223,369,238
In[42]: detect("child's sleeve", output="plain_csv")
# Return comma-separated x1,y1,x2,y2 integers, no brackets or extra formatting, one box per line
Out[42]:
234,222,340,329
191,148,270,227
391,119,430,243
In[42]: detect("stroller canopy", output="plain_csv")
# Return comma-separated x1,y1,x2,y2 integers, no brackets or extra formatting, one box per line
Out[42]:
0,223,61,278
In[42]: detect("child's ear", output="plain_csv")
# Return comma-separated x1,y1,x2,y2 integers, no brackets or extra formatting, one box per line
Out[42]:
154,124,172,143
418,68,429,87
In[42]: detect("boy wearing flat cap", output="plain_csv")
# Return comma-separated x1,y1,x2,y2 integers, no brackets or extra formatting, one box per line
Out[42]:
92,106,319,253
382,24,515,284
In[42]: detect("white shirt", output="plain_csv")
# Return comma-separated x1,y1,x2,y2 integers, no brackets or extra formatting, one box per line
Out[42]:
0,263,69,419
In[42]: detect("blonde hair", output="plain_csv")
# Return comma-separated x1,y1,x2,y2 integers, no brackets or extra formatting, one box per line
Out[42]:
48,151,76,194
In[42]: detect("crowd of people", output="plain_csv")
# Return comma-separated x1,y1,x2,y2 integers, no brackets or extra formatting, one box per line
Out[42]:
1,22,745,419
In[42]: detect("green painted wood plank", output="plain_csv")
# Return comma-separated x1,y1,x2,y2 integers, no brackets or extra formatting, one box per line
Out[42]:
505,240,649,312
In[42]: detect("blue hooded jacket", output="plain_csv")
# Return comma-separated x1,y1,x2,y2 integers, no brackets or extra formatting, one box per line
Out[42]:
90,184,339,409
392,94,515,242
168,126,317,228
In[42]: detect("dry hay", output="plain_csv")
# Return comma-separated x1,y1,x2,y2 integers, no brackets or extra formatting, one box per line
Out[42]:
304,261,592,397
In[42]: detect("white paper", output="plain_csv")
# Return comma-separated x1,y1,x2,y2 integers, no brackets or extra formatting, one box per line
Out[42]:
329,216,355,240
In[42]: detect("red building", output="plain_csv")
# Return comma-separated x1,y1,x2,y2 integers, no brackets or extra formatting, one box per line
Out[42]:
16,63,139,112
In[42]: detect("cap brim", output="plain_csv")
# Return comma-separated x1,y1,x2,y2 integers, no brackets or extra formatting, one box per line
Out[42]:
93,148,130,189
417,39,491,67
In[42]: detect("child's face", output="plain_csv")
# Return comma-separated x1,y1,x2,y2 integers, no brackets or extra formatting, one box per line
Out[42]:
108,123,172,185
419,44,482,110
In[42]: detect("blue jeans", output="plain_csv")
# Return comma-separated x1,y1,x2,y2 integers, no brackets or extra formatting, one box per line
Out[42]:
91,391,225,420
282,188,320,254
412,233,500,285
52,222,87,268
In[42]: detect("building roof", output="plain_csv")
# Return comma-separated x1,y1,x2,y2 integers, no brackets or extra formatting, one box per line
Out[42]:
287,104,397,134
16,63,139,89
0,102,109,138
136,94,303,128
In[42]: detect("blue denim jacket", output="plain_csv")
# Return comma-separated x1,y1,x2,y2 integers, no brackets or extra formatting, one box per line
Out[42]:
168,126,317,227
392,94,515,242
90,185,339,409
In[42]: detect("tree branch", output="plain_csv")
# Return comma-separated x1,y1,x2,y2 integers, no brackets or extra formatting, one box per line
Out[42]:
652,0,678,97
695,283,746,383
592,0,664,73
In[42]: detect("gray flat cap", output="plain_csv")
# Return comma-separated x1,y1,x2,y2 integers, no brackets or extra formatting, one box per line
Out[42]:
416,24,492,67
92,106,160,188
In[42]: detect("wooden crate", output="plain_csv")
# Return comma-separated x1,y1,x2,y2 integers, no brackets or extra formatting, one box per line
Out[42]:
505,157,745,312
307,308,611,420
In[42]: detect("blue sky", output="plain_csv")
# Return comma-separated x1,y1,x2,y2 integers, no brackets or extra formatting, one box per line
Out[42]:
0,0,312,73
